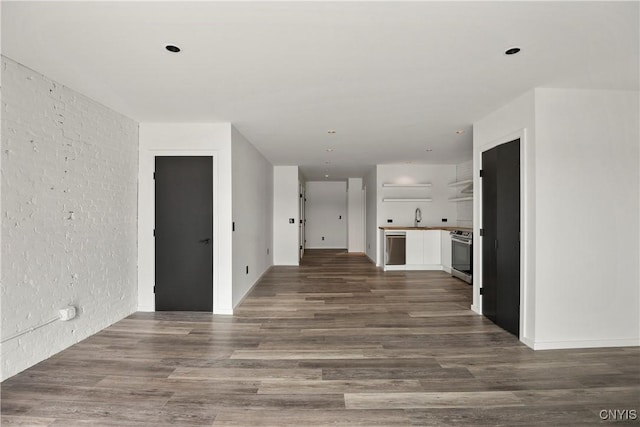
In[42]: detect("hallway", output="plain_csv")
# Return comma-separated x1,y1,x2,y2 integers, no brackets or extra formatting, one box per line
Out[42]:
2,250,638,426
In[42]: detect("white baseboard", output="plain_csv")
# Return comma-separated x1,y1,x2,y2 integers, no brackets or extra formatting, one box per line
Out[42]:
305,246,348,250
520,335,535,349
531,337,640,350
365,253,378,266
405,264,444,271
139,304,233,315
232,266,273,312
384,264,444,271
470,304,481,314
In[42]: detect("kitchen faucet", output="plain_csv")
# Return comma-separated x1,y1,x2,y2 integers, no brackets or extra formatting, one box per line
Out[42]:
414,207,422,227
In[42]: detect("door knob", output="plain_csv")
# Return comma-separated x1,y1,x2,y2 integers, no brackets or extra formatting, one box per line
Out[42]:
200,238,211,244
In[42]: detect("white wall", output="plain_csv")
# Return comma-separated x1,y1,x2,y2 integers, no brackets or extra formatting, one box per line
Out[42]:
138,123,234,314
473,90,536,339
231,127,273,308
347,177,365,253
305,181,347,249
533,88,639,348
1,57,138,379
455,160,473,228
364,167,378,263
474,88,639,350
273,166,299,265
377,164,457,227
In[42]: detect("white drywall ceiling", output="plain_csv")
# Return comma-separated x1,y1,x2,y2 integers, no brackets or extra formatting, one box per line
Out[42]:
2,1,638,180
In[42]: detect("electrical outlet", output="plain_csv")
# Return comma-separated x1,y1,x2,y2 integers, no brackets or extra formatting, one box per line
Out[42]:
59,306,77,321
322,236,325,240
387,219,393,223
442,218,448,222
246,265,249,274
267,248,269,255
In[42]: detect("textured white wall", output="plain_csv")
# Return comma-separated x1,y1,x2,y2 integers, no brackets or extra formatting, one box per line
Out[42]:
1,57,138,380
305,181,347,249
231,126,273,307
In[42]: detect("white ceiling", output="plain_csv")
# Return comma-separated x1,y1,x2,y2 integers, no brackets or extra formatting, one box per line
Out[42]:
2,1,638,180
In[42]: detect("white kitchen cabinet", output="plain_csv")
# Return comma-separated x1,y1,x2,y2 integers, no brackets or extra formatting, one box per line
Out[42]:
405,230,441,266
441,230,452,271
423,230,441,265
405,230,424,265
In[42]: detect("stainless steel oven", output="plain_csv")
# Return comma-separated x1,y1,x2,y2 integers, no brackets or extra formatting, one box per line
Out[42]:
450,230,472,284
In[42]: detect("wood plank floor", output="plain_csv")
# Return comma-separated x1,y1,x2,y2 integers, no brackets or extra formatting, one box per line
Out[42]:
2,249,639,426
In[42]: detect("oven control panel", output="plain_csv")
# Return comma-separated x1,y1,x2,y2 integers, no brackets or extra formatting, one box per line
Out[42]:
450,230,472,241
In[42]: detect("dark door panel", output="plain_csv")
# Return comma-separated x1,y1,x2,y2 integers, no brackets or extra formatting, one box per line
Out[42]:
482,139,520,336
496,139,521,335
155,156,213,311
481,147,498,323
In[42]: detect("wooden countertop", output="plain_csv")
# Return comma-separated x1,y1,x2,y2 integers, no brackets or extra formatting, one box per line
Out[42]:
379,226,473,232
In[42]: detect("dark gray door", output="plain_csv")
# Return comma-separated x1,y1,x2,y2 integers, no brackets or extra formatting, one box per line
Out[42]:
155,156,213,311
481,139,520,336
496,140,521,335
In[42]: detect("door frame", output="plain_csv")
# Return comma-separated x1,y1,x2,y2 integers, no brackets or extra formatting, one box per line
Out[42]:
143,150,219,312
475,129,529,343
299,183,305,260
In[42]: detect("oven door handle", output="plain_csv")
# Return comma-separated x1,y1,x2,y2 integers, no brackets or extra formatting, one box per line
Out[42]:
451,238,472,245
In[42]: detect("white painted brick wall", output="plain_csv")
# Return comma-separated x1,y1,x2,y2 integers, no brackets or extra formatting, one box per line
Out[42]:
0,56,138,380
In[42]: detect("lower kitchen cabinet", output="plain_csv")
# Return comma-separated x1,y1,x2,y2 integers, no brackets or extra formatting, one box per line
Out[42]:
405,231,424,265
406,230,441,267
440,230,452,271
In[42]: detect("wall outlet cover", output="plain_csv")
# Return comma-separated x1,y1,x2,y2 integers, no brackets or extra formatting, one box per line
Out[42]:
59,306,77,321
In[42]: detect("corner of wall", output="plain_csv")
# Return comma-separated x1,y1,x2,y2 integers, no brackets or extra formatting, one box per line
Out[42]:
230,128,274,307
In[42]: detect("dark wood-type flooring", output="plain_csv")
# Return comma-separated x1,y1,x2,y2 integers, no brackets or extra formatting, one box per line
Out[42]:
2,250,639,426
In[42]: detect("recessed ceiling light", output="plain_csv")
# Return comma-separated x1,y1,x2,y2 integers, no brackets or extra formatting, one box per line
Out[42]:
165,45,181,53
326,148,334,152
327,130,336,134
505,47,521,55
324,174,329,178
455,130,465,135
